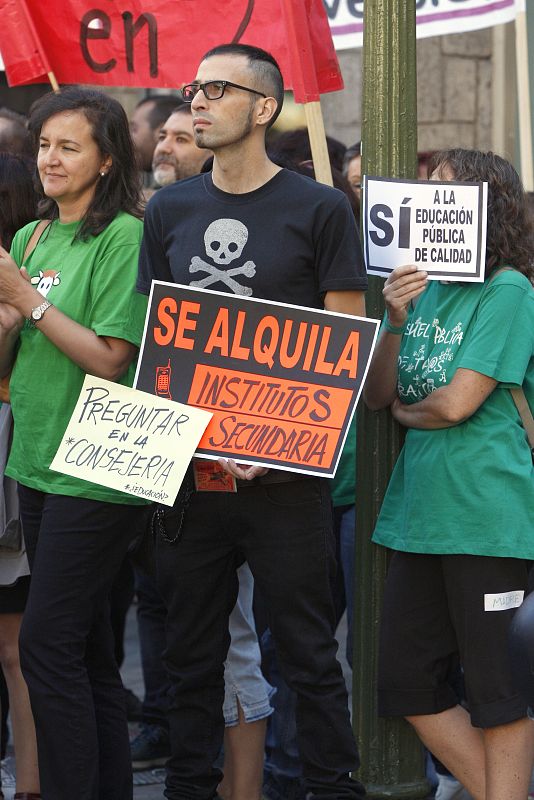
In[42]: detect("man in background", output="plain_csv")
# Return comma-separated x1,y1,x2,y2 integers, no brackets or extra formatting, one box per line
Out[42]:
0,108,31,157
152,105,211,187
130,95,181,174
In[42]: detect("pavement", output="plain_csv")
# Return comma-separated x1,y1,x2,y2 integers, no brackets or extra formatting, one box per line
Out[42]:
1,604,352,800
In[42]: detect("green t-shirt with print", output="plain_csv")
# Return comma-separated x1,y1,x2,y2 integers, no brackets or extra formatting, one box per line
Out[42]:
6,212,149,504
373,270,534,558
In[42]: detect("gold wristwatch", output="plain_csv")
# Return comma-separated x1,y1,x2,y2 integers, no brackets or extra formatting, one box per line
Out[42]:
29,299,52,325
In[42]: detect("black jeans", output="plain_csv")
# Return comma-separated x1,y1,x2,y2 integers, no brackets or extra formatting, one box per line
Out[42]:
18,485,141,800
134,567,171,728
156,476,364,800
110,555,136,668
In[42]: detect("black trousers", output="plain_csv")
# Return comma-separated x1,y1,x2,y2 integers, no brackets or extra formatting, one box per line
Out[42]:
156,476,364,800
135,568,171,728
18,484,141,800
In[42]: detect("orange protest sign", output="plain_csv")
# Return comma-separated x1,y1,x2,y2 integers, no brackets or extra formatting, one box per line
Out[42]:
135,283,379,477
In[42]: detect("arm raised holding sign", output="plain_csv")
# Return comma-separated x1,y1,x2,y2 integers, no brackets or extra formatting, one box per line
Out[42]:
363,264,427,410
369,149,534,800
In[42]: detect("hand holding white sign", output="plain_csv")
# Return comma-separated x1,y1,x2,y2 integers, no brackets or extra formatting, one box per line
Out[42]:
363,177,488,283
382,265,429,328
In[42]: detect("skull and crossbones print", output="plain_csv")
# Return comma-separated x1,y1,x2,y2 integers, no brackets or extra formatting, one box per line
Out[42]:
189,218,256,296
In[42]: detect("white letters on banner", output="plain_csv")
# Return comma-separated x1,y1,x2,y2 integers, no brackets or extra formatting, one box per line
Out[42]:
326,0,518,51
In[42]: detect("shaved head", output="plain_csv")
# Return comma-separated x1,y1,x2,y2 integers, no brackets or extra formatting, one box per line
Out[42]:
201,44,284,127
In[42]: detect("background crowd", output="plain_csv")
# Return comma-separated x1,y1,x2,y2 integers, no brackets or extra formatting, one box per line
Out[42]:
0,40,532,800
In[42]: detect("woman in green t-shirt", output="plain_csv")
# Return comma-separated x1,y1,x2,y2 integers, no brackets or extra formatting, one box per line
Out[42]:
364,149,534,800
0,87,148,800
0,151,40,800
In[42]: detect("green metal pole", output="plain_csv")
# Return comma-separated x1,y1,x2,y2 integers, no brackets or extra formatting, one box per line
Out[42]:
352,2,429,797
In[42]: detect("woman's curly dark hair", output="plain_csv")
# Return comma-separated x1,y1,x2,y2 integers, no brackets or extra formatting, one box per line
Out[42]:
0,153,37,250
28,87,143,240
429,148,534,281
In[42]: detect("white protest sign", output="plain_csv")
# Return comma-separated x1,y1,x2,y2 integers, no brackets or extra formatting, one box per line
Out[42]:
363,177,488,282
50,376,212,507
327,0,518,51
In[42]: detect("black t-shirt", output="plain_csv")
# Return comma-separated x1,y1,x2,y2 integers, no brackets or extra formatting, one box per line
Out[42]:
137,168,367,307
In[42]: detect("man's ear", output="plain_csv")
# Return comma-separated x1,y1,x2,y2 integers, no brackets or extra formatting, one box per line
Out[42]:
255,97,278,128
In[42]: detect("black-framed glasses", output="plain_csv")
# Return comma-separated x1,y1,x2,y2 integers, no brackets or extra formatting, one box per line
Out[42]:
181,80,267,103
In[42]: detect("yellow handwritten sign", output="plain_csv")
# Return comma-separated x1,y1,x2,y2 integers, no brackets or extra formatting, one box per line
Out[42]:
50,376,212,507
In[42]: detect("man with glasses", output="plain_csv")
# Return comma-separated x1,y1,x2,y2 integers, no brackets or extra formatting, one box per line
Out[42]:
137,42,367,800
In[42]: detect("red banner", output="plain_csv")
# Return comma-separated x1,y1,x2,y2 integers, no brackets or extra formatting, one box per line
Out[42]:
0,0,342,102
0,0,51,85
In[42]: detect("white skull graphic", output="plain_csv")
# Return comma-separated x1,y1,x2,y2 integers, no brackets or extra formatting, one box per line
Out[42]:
204,219,248,265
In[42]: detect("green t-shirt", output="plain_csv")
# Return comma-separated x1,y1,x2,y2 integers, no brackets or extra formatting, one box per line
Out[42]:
330,415,356,507
373,270,534,558
6,212,149,504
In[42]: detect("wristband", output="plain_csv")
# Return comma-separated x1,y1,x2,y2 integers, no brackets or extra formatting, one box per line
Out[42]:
383,317,407,335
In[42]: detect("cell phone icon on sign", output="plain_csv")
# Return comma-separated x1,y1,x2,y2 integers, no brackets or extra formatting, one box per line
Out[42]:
155,359,172,399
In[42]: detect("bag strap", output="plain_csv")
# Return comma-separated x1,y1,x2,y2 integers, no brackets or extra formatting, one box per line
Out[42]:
487,268,534,449
511,388,534,450
488,265,514,282
22,219,51,264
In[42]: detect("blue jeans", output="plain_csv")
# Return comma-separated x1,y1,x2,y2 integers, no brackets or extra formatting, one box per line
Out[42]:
156,477,363,800
223,563,273,726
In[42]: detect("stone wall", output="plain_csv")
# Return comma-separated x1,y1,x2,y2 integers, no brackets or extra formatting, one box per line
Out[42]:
418,29,493,152
320,29,494,153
